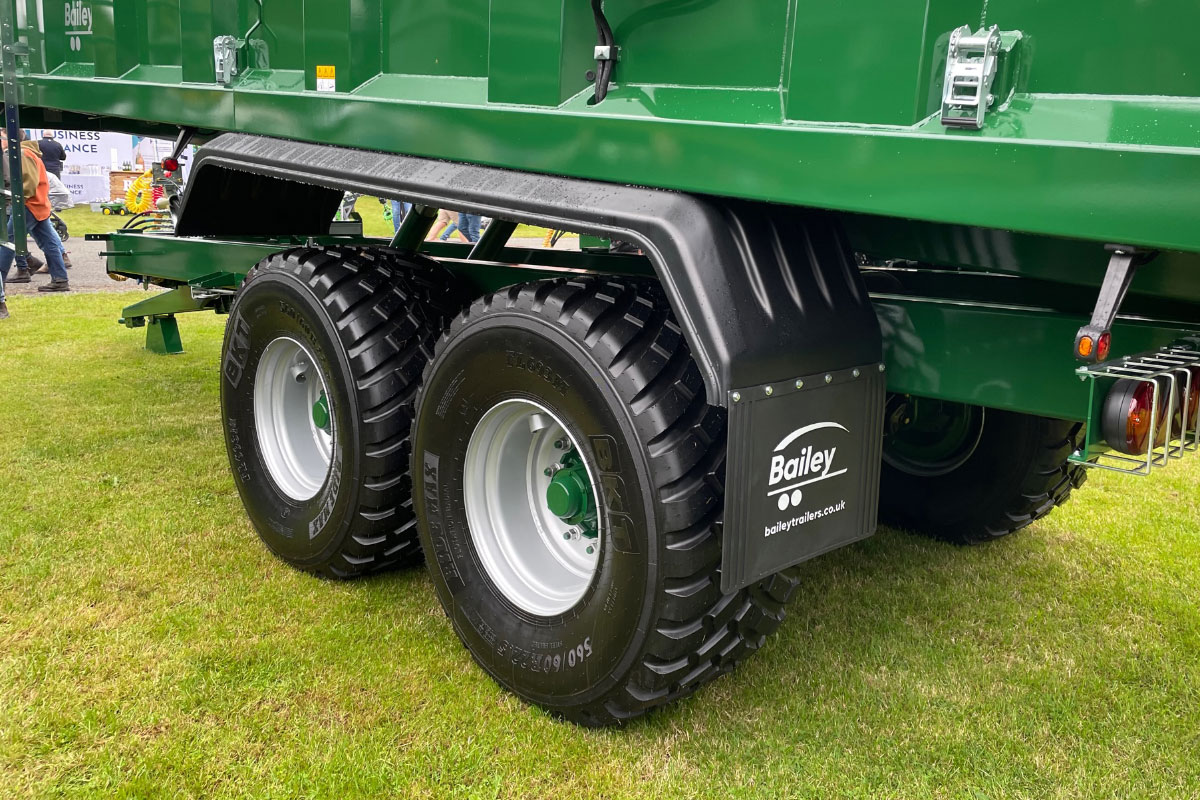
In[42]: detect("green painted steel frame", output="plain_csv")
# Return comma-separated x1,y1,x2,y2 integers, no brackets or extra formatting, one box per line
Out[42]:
876,296,1199,421
106,231,1200,422
9,0,1200,261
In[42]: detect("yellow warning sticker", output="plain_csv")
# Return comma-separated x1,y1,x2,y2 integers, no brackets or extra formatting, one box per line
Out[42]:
316,65,336,92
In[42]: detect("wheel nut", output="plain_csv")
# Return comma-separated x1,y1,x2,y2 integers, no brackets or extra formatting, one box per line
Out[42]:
292,363,309,383
586,546,594,555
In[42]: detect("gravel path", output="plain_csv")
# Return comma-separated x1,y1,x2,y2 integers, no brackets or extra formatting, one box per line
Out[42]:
2,238,126,296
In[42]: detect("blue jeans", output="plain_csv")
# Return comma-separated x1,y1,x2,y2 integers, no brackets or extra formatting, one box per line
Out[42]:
458,213,482,243
442,212,481,243
0,210,68,282
396,201,415,232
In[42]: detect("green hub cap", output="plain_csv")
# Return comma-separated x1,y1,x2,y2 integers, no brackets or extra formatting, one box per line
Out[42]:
545,452,596,532
312,392,331,431
463,399,603,616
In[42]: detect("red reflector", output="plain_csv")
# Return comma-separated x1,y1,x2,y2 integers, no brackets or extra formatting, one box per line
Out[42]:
162,157,179,172
1126,381,1156,455
1097,332,1111,361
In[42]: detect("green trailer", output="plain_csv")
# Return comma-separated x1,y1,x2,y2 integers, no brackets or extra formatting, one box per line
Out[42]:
3,0,1200,724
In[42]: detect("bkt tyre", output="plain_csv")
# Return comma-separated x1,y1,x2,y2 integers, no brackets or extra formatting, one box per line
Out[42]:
413,279,802,725
221,246,461,577
879,397,1087,544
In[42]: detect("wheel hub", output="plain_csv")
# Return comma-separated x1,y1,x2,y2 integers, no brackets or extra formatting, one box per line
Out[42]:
253,337,335,502
464,400,602,616
883,396,985,477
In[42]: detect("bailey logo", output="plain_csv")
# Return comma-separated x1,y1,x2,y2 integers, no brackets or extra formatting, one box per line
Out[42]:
65,1,92,52
767,422,849,511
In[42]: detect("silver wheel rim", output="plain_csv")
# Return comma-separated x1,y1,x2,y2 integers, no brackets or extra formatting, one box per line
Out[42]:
253,337,335,502
464,400,602,616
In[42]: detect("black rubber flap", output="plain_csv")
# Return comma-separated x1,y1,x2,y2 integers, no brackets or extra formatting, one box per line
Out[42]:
721,364,885,594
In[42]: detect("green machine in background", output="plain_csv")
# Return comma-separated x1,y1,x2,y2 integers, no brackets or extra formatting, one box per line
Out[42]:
5,0,1200,724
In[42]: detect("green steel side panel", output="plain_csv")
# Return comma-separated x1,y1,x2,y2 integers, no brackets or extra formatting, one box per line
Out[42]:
12,0,1200,257
242,0,304,72
877,298,1199,421
302,0,381,92
487,0,592,107
989,0,1198,96
606,0,790,88
180,2,238,83
785,0,979,125
92,0,138,78
385,0,489,77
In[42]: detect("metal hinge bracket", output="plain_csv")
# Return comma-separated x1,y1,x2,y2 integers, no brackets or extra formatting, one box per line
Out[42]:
214,35,239,86
941,25,1001,129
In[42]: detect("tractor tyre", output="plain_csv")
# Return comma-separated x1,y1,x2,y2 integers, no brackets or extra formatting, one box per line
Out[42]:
220,246,462,578
412,278,803,725
879,400,1087,545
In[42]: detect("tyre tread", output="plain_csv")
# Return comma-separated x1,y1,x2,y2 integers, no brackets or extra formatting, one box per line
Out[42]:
236,245,463,578
426,278,800,725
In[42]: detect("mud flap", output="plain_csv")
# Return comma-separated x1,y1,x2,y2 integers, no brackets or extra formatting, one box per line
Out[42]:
721,364,885,593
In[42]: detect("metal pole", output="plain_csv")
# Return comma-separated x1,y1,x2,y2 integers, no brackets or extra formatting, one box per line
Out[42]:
0,0,27,259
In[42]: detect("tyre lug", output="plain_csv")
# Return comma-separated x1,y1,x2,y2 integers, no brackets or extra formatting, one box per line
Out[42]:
292,362,309,383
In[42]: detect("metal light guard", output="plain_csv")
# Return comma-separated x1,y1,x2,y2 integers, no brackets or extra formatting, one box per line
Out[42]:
1072,340,1200,475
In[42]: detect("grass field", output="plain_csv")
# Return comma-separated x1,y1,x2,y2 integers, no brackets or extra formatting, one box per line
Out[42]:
2,294,1199,799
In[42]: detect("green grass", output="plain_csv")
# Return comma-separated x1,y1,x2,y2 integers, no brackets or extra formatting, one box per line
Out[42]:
56,206,132,237
2,293,1199,799
56,202,565,241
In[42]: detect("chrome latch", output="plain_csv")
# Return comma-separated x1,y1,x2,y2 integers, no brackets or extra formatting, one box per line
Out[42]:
213,35,239,86
941,25,1001,129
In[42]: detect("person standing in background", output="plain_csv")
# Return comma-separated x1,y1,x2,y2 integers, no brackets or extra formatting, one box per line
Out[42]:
1,130,70,292
38,131,66,179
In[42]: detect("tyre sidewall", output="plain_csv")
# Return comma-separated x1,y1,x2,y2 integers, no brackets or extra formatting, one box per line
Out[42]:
414,313,659,709
880,408,1041,534
222,270,363,569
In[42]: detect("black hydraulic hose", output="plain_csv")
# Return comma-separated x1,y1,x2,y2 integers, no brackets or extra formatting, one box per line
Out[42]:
590,0,616,103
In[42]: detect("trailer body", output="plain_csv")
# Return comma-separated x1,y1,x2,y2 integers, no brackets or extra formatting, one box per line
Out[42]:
5,0,1200,722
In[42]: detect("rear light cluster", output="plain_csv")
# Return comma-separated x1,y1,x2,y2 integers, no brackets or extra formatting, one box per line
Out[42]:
1101,365,1200,456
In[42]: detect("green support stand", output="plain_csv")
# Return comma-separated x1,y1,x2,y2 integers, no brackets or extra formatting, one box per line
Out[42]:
145,315,184,355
